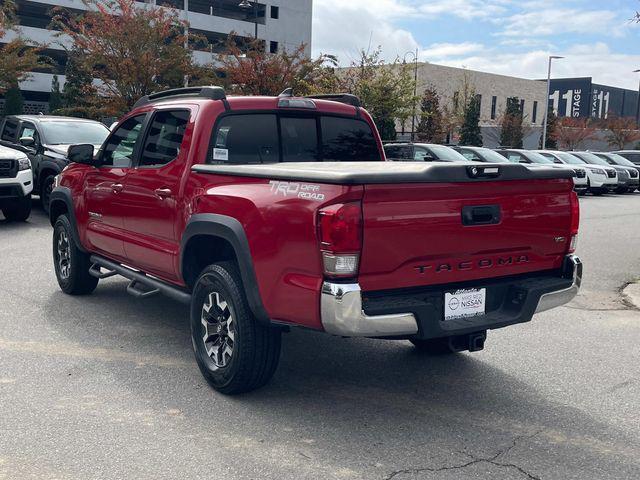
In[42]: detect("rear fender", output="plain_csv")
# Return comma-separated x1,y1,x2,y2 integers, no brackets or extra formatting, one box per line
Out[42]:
180,214,270,324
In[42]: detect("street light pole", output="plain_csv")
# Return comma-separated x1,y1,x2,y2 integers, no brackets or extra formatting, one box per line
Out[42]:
542,55,563,149
404,49,419,142
634,69,640,125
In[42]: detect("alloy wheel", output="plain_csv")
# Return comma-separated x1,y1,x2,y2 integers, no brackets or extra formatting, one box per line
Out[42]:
201,291,235,368
56,231,71,279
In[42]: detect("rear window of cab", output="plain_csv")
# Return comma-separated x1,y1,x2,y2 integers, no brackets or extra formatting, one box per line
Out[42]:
208,113,381,164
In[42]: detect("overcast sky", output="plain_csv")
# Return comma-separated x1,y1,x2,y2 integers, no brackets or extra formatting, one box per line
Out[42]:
311,0,640,90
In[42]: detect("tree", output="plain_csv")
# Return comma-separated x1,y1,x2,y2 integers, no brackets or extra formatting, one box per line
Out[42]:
49,74,63,113
459,94,483,146
603,115,640,150
340,48,417,141
216,36,340,96
500,97,524,148
53,0,197,116
540,110,559,149
556,117,596,150
415,86,444,143
0,1,46,94
56,47,98,118
3,83,23,115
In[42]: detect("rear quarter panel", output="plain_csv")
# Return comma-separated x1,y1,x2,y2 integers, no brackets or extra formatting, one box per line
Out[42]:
188,173,363,329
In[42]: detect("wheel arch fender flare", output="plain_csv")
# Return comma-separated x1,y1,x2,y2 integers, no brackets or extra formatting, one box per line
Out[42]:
36,159,63,188
49,186,85,252
180,213,270,324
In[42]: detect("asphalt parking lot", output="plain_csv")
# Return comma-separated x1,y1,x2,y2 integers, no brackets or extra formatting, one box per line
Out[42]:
1,194,639,480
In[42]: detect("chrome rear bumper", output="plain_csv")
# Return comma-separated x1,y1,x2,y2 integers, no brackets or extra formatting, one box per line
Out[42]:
320,255,582,337
320,282,418,337
535,255,582,313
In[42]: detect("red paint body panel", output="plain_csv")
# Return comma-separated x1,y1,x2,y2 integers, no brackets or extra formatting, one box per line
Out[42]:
59,94,578,333
359,179,574,291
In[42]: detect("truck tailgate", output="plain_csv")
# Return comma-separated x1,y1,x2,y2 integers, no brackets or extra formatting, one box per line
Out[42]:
359,178,575,291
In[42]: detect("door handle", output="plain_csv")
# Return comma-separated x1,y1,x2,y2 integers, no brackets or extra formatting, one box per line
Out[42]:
111,183,124,193
154,188,173,199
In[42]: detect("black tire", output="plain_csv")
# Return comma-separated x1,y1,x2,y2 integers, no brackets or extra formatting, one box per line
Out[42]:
410,337,458,355
40,174,55,214
191,262,281,395
592,187,604,196
53,214,99,295
2,195,31,221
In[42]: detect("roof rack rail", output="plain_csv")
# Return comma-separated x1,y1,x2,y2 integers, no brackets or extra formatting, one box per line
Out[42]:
133,86,226,108
305,93,361,108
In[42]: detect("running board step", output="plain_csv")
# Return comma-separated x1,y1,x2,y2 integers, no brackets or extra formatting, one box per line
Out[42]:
126,280,160,299
89,255,192,305
89,263,118,279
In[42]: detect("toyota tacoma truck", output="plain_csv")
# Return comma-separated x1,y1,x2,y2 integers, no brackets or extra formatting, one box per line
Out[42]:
49,87,582,394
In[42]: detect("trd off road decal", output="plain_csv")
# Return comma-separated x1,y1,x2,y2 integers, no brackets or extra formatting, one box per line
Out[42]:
268,181,326,201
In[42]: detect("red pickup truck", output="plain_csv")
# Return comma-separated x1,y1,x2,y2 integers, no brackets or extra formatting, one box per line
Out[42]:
50,87,582,394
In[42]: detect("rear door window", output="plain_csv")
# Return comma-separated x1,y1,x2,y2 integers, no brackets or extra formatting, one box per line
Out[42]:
1,119,18,142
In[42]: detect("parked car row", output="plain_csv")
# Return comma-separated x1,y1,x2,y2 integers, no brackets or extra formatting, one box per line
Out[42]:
383,142,640,196
0,115,110,221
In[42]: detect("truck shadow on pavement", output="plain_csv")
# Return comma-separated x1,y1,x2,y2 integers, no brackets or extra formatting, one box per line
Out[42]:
41,280,639,478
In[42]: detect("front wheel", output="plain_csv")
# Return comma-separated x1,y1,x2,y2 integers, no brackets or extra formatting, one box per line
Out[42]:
53,214,99,295
2,195,31,221
190,262,281,395
40,175,55,214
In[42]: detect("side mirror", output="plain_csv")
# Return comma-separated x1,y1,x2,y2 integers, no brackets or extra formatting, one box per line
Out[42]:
68,144,96,166
19,136,35,147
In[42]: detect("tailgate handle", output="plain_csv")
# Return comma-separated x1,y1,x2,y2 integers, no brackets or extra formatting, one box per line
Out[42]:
462,205,501,226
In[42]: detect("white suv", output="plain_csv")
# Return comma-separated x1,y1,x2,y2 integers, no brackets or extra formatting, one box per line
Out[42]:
536,150,615,195
0,145,33,221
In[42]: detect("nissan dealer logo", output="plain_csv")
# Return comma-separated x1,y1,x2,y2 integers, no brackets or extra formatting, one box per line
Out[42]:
448,296,460,311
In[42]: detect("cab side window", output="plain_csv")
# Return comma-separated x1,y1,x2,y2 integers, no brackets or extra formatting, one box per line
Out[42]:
101,115,145,168
18,123,40,146
211,114,278,164
507,152,526,163
384,145,412,160
460,150,480,161
414,147,434,161
139,110,190,167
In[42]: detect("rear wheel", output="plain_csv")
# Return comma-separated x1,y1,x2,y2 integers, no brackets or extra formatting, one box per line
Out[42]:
53,214,99,295
190,262,281,395
2,195,31,221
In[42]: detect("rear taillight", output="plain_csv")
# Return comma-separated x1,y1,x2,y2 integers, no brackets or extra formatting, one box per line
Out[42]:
317,202,362,277
568,191,580,253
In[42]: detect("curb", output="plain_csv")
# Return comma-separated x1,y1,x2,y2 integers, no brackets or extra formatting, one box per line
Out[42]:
621,281,640,310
